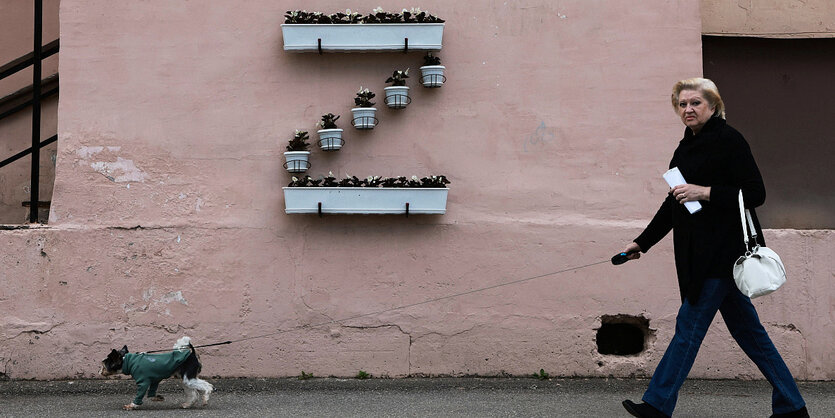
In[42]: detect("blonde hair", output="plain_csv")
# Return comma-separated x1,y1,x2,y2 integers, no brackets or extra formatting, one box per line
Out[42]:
671,78,726,119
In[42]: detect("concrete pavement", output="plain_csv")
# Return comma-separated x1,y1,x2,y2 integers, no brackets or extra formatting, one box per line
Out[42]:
1,377,833,417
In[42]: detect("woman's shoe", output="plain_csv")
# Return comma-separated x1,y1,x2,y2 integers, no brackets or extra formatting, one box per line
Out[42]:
770,406,809,418
622,400,670,418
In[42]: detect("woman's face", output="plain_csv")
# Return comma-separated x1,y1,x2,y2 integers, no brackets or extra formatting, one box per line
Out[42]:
676,89,715,133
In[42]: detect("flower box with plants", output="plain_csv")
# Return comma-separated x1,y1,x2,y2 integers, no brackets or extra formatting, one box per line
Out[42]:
284,130,311,173
351,87,378,129
419,52,446,87
384,69,411,109
282,8,445,52
284,173,450,214
316,113,343,151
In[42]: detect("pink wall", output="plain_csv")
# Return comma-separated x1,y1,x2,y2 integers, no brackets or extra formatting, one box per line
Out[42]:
2,0,833,380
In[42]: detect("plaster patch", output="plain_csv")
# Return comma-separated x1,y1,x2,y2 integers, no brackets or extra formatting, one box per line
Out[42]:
128,289,188,316
76,146,104,158
90,157,148,183
143,288,188,306
159,291,188,306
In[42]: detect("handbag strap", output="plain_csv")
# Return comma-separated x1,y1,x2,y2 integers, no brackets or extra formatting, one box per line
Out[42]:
737,190,758,249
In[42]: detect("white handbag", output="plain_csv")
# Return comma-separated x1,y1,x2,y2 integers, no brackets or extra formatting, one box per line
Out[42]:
732,190,786,298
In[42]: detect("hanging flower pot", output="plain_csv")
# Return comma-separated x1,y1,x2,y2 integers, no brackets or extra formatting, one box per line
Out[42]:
384,69,411,109
419,53,446,88
384,86,411,109
317,129,344,151
351,87,378,129
283,151,311,173
315,113,344,150
283,130,311,173
351,107,378,129
419,66,446,87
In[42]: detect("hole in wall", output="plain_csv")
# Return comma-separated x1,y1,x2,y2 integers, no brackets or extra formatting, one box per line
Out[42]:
596,314,649,356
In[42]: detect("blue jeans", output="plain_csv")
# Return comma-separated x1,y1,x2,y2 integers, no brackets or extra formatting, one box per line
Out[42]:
642,278,805,416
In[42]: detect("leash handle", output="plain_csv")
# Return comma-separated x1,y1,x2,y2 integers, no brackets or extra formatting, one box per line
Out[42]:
611,250,638,265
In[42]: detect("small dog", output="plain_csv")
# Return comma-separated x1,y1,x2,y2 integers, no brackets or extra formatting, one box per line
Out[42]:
100,336,214,410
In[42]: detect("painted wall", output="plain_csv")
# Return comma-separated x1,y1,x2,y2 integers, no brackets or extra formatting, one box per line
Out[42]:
1,0,833,381
702,0,835,38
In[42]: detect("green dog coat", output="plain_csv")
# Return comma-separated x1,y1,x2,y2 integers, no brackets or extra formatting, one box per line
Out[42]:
122,350,192,405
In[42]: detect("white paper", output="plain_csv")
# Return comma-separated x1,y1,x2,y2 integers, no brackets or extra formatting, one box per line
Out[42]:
663,167,702,214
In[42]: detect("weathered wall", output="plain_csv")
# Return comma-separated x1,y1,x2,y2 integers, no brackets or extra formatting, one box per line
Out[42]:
702,0,835,38
0,0,60,223
2,0,833,381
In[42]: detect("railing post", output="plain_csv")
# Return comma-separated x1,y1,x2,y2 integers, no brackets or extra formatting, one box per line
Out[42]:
30,0,43,223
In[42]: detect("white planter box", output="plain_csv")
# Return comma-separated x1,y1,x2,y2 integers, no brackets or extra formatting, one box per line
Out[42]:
282,23,444,52
284,187,448,214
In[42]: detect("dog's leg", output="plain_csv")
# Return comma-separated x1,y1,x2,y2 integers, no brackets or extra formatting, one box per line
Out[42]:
194,377,214,405
183,376,214,407
127,379,151,410
181,376,198,408
148,380,164,401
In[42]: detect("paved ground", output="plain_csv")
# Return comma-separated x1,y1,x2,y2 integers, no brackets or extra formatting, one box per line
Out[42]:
0,377,832,417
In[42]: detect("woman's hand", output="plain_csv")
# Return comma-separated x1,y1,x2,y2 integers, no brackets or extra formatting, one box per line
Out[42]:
623,242,642,260
671,184,710,204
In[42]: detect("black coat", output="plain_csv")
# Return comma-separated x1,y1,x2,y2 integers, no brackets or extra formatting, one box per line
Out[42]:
634,116,766,304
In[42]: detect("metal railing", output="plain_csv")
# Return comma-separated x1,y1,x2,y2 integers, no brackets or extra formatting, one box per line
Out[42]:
0,0,58,223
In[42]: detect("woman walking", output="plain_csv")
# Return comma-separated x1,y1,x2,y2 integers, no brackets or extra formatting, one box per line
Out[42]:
620,78,808,418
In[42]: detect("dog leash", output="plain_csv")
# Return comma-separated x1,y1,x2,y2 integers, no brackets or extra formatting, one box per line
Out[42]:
145,257,616,353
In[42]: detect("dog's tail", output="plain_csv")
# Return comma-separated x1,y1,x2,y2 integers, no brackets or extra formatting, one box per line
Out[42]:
174,336,192,351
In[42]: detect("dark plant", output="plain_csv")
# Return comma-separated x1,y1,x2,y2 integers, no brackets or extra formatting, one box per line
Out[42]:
354,87,376,108
364,6,401,24
364,176,384,187
287,174,450,188
285,10,334,24
338,175,361,187
299,371,314,380
355,370,371,379
423,52,441,66
533,369,550,380
402,9,417,23
322,172,338,187
288,175,321,187
409,7,445,23
284,8,444,24
385,69,410,87
283,10,307,23
286,130,311,152
317,113,340,129
419,175,451,188
328,10,363,24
